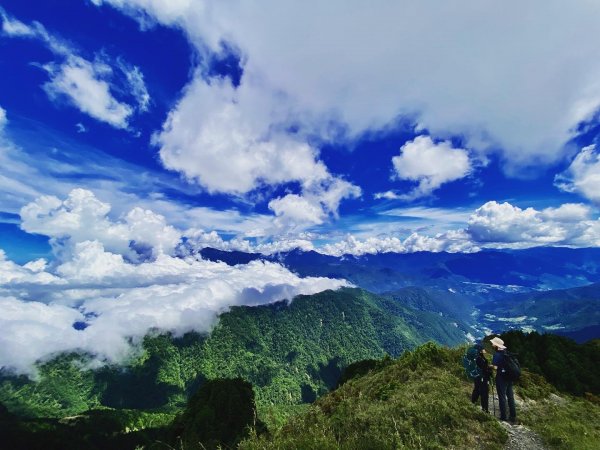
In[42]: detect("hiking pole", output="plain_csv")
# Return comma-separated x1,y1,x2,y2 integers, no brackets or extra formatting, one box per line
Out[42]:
491,375,496,417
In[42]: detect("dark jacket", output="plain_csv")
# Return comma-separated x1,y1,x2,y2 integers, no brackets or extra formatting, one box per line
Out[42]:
476,353,492,380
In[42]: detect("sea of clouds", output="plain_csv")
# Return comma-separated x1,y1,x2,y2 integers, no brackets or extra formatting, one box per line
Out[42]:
0,189,350,375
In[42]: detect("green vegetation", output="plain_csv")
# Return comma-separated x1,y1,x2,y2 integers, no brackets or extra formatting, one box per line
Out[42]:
0,288,465,418
521,396,600,450
171,378,263,449
240,343,600,450
0,405,174,450
240,343,507,450
2,287,598,449
2,339,599,449
497,330,600,396
0,353,102,418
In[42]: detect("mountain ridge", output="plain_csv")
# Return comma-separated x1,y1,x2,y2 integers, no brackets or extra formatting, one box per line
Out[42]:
0,287,466,418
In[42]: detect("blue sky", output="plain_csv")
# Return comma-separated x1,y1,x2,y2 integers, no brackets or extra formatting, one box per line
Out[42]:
2,0,600,263
4,0,600,373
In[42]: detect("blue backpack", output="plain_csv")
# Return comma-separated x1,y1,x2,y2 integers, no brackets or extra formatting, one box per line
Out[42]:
463,346,483,380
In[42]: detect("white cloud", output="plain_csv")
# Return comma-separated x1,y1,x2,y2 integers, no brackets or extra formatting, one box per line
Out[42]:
1,10,72,57
0,297,86,374
44,57,133,129
155,76,332,194
179,229,316,256
390,136,472,200
0,10,36,37
465,201,592,245
320,201,600,256
0,251,349,374
268,178,361,233
118,60,151,112
1,10,150,129
96,0,600,171
321,230,477,257
0,250,59,285
153,74,360,228
555,144,600,204
20,189,181,261
381,206,473,225
269,194,325,227
1,192,350,375
0,105,6,130
373,191,401,200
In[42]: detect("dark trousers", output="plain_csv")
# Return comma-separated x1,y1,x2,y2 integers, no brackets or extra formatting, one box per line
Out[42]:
496,375,516,420
471,376,489,412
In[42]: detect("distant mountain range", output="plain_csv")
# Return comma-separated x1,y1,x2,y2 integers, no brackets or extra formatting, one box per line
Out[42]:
201,246,600,341
479,282,600,342
200,246,600,291
3,247,600,448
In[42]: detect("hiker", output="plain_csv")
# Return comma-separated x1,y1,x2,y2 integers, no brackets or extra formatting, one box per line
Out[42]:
491,336,517,423
470,343,492,413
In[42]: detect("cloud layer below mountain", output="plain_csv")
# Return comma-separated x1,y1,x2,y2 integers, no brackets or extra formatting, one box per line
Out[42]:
0,190,349,375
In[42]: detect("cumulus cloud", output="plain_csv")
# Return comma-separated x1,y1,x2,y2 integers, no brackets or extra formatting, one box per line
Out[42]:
555,144,600,204
96,0,600,170
180,228,316,256
268,179,361,233
389,136,472,200
0,191,350,375
153,75,360,228
156,76,332,194
269,194,325,227
0,250,59,285
322,230,476,257
320,201,600,256
465,201,598,247
1,9,149,129
20,188,181,262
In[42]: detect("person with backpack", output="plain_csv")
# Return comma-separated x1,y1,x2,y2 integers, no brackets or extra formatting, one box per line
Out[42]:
491,336,518,423
470,343,493,413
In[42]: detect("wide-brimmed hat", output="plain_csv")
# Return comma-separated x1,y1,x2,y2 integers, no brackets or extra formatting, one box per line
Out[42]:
490,336,506,350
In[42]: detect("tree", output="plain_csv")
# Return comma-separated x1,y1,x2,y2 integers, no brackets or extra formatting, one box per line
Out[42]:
172,378,262,449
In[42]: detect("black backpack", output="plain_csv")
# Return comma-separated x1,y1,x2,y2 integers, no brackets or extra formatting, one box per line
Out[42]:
502,351,521,381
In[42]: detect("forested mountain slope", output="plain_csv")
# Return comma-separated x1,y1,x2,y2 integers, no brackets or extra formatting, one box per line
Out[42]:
0,288,466,418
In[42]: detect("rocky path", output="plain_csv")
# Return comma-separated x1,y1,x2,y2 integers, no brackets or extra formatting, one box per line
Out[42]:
500,421,546,450
486,393,547,450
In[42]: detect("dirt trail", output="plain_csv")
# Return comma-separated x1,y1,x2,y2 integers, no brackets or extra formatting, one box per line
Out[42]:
499,421,546,450
485,393,547,450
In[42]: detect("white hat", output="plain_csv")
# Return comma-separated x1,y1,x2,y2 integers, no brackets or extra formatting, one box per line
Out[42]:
490,336,506,350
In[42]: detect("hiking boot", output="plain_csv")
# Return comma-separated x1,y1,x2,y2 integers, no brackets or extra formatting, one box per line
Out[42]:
509,418,520,425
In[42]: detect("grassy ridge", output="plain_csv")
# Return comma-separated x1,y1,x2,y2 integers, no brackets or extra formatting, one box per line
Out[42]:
3,341,599,449
240,343,600,450
240,343,507,450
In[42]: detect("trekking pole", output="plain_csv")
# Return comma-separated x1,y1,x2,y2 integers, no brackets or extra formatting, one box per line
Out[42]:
491,375,496,417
